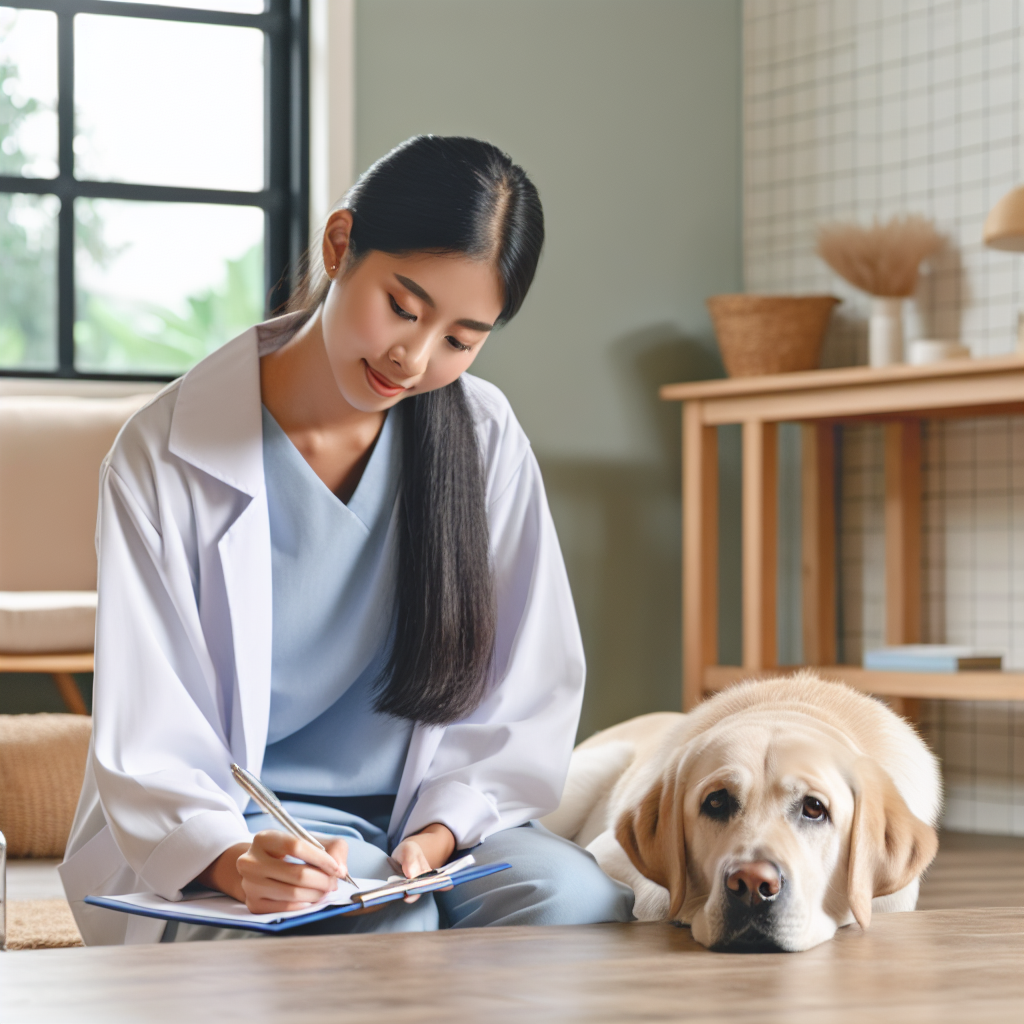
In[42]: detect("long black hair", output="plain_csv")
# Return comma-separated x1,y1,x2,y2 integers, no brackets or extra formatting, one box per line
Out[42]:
287,136,545,725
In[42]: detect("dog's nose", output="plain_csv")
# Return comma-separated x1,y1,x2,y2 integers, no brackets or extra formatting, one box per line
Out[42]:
725,861,783,906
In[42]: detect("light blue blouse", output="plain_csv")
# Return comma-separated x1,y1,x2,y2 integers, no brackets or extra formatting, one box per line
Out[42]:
249,405,413,843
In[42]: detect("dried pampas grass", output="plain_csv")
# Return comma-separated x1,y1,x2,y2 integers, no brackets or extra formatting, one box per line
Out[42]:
816,215,943,297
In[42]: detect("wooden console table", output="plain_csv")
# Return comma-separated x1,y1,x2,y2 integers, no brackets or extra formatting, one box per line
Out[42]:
660,354,1024,711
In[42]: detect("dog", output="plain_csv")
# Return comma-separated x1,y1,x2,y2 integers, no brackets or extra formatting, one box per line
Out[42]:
541,672,941,951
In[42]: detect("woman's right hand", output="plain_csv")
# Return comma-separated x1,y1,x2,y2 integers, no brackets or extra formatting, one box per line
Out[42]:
197,831,349,914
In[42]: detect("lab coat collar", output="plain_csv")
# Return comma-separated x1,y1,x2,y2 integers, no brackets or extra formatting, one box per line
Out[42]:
167,327,272,771
168,328,264,497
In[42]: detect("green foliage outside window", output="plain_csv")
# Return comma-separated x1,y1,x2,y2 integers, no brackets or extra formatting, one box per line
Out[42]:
0,61,57,370
1,59,265,377
74,241,264,375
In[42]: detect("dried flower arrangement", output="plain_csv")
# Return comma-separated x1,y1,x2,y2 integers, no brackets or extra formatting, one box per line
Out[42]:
816,215,943,297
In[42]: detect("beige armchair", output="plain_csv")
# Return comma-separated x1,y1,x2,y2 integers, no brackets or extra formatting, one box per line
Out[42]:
0,394,151,713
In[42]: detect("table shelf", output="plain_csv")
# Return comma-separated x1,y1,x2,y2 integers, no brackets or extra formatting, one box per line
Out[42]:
705,665,1024,703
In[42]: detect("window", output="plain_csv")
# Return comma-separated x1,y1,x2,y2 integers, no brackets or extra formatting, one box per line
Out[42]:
0,0,308,380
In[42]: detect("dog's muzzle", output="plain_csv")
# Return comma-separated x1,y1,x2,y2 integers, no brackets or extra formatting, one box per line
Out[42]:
712,860,788,953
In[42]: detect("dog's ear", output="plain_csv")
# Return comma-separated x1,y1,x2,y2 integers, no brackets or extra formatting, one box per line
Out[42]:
614,768,687,919
846,757,938,931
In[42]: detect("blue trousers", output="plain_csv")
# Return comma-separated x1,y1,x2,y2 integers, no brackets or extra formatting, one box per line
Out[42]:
164,822,634,940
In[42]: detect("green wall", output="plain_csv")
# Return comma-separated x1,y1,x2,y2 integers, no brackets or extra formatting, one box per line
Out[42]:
356,0,744,739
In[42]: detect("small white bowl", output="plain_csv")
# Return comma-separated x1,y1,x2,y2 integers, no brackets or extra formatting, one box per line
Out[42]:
908,339,971,365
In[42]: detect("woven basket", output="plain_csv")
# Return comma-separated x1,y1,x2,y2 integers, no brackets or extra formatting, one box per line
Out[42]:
0,713,91,858
707,294,839,377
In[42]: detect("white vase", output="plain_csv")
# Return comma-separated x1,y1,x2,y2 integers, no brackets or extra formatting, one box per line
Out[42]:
868,297,904,366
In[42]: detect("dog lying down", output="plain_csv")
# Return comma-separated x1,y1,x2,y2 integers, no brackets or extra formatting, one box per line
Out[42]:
541,672,941,952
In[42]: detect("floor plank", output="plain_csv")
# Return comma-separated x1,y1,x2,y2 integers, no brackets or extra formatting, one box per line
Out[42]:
917,831,1024,911
5,859,65,901
1,908,1020,1024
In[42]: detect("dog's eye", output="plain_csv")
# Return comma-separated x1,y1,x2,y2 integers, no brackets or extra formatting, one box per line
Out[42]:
801,796,827,821
701,788,734,821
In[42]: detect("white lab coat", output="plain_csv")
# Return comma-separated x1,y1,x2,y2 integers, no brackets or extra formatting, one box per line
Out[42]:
59,327,586,945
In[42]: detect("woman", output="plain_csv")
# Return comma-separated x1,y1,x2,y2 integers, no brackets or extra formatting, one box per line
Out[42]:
60,136,634,944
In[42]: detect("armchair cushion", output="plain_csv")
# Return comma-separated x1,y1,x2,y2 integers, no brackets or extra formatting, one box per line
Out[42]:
0,394,151,591
0,591,97,654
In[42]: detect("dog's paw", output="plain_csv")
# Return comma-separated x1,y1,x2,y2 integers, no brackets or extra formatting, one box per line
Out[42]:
632,880,671,922
871,877,921,915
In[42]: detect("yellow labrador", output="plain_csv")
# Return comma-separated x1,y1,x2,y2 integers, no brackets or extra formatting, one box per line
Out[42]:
541,673,941,951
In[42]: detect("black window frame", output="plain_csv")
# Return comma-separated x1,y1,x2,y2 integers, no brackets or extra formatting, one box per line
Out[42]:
0,0,309,382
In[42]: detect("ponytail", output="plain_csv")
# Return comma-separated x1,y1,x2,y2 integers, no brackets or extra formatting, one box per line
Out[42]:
287,135,544,724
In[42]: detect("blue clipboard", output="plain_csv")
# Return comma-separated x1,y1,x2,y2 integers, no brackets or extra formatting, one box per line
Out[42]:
85,861,511,934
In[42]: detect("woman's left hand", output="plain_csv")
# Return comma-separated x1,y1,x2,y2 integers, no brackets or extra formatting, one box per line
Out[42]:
390,822,457,902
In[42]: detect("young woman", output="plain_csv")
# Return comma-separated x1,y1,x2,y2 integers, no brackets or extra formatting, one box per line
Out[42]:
60,136,634,943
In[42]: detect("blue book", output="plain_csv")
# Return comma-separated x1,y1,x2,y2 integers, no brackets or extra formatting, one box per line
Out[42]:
85,859,510,934
863,645,1002,673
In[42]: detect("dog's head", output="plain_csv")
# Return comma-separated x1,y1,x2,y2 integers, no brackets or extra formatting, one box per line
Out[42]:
614,710,937,951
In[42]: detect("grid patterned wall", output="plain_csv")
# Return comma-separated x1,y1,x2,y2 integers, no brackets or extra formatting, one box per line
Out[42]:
744,0,1023,834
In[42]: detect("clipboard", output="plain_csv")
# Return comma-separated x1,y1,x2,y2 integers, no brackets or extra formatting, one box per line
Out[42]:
84,860,511,934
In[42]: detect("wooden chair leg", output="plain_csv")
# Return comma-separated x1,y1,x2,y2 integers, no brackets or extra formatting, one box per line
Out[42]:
889,696,922,725
884,420,923,725
801,422,837,667
52,672,88,715
683,401,718,710
742,419,778,670
884,420,922,647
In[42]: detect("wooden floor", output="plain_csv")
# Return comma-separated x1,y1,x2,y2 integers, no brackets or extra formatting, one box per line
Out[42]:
917,830,1024,910
1,909,1020,1023
2,832,1021,1023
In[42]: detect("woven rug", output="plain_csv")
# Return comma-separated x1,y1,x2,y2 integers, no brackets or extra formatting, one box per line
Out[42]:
6,899,84,949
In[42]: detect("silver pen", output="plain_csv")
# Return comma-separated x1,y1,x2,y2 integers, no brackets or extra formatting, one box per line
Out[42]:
230,763,354,884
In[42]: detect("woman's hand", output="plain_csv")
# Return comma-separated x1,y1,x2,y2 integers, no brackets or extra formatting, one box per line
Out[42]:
390,822,456,902
197,831,349,914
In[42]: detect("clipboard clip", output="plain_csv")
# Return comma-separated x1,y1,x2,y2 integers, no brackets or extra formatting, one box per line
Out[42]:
351,854,476,904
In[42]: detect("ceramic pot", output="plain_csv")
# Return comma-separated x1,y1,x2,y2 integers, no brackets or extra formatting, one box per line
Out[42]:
868,297,904,366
